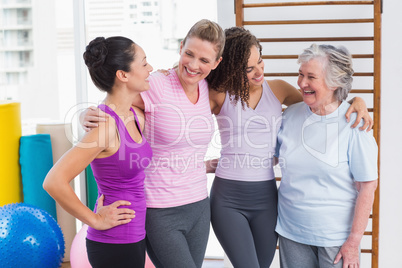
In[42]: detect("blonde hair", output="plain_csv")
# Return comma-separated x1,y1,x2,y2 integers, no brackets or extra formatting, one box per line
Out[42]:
182,19,225,60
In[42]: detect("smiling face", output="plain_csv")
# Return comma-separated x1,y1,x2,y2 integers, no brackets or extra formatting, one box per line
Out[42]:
246,45,265,89
298,58,338,114
126,44,153,92
177,37,222,87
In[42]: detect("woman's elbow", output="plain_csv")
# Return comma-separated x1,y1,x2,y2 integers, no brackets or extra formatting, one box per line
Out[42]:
42,177,51,193
43,171,57,195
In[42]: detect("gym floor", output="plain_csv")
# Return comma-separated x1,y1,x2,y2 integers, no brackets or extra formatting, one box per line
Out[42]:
60,259,224,267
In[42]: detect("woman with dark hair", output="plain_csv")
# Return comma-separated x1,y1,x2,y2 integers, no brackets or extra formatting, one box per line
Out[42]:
81,20,225,268
44,36,153,267
206,27,372,268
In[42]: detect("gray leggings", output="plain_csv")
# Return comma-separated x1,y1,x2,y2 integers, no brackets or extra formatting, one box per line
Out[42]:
145,198,210,268
210,176,278,268
278,235,345,268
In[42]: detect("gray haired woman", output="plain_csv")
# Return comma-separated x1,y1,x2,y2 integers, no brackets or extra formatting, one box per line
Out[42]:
275,44,378,268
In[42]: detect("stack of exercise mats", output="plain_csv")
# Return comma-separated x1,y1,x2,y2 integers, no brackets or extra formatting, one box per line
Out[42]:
0,101,77,263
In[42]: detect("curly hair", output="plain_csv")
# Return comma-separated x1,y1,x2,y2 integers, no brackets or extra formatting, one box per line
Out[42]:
206,27,262,107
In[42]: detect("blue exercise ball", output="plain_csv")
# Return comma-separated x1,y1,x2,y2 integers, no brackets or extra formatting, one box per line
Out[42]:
0,203,65,268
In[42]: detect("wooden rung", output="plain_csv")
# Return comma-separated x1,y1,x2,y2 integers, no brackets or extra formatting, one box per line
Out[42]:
259,37,374,42
243,18,374,25
350,90,374,93
354,72,374,76
262,54,374,59
243,1,374,8
364,231,373,235
352,54,374,58
262,55,299,59
264,72,373,76
263,72,306,76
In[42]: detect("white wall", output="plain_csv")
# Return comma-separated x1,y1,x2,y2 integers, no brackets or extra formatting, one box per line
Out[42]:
378,1,402,267
217,1,402,267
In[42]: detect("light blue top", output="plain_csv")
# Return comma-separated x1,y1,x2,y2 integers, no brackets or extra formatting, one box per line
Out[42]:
275,101,378,247
215,80,282,181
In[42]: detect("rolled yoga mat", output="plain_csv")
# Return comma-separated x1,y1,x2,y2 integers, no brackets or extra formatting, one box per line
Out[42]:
0,101,22,206
19,134,57,219
86,165,98,211
36,123,75,262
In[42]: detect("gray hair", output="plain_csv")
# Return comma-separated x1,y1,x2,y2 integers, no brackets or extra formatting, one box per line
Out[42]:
297,44,354,101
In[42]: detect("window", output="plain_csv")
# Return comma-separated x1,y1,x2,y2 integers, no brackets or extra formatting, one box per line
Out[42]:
17,9,30,25
17,30,30,46
1,0,223,260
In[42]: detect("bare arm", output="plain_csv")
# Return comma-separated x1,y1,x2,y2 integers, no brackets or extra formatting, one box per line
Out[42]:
209,89,226,115
43,120,135,230
205,158,219,173
346,97,373,131
80,94,145,132
268,79,303,106
79,106,107,132
334,180,378,267
269,80,373,132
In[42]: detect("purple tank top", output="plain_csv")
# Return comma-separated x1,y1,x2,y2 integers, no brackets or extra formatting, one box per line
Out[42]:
87,104,152,244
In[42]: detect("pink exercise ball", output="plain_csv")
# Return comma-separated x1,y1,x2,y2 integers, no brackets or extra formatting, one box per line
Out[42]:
70,224,91,268
145,253,155,268
70,224,155,268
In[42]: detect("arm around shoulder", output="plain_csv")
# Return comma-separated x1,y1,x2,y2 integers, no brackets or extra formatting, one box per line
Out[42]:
268,79,302,106
346,97,373,131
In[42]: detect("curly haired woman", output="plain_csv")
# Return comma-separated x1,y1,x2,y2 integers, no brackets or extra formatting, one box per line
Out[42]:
206,27,372,268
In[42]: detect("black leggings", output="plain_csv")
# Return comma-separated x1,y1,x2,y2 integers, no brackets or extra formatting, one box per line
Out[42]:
86,238,146,268
210,176,278,268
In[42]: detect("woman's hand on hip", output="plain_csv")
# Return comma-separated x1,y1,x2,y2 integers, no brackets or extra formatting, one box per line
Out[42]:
92,194,136,230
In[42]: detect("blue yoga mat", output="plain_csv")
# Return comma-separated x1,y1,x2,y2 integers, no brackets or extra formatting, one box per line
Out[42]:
19,134,57,220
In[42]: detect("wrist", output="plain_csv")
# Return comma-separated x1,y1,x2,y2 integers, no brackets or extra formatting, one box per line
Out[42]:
86,213,100,229
346,232,363,247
